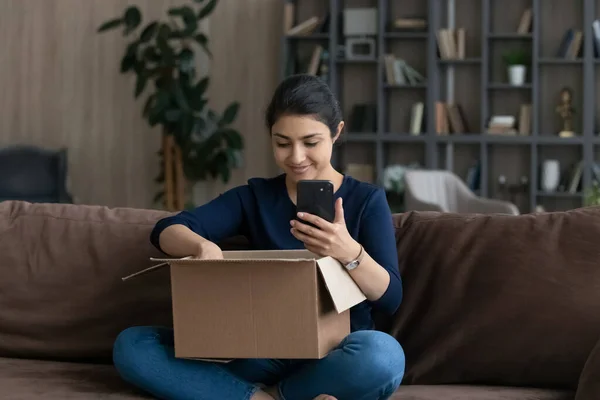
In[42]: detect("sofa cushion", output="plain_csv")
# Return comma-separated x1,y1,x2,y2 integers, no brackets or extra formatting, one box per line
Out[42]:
0,201,173,362
392,385,573,400
0,357,151,399
388,207,600,390
0,356,574,400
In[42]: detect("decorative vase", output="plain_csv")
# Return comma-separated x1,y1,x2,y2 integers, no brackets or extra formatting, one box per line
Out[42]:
541,160,560,193
508,65,526,86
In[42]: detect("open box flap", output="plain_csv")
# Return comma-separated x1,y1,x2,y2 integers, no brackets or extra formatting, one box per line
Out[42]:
316,256,367,313
121,256,193,281
122,250,318,282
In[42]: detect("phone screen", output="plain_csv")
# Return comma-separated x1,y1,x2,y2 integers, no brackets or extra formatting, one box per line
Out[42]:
296,180,335,223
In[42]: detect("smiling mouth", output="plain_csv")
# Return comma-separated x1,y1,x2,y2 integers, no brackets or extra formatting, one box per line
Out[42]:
289,165,311,174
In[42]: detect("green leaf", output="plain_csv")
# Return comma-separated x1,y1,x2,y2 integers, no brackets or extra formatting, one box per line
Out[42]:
123,6,142,34
207,110,218,122
156,24,176,66
219,102,240,126
157,23,172,40
143,94,156,118
135,72,148,97
198,0,218,20
170,6,198,35
140,22,159,42
219,128,244,149
165,109,183,122
193,33,211,57
143,46,161,63
150,90,171,117
194,77,209,96
193,0,205,3
173,82,191,111
98,18,122,33
178,48,195,73
120,52,136,72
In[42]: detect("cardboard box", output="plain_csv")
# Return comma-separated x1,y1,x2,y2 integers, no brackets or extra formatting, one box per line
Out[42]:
124,249,366,360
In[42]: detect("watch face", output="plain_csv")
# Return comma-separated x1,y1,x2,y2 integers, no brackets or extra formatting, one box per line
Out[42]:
346,260,359,270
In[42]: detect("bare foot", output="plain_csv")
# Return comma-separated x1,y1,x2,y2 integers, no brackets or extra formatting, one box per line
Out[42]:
313,395,337,400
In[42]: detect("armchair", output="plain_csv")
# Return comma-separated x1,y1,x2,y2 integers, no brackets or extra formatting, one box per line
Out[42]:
0,145,73,204
404,169,519,215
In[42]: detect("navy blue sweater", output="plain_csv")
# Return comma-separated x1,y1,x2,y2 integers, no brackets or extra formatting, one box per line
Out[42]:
150,174,403,332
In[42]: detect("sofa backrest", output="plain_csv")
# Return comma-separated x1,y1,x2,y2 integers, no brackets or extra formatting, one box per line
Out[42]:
2,200,600,392
390,207,600,390
0,201,173,362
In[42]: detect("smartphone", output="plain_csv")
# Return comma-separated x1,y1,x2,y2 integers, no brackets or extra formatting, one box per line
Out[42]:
296,180,335,224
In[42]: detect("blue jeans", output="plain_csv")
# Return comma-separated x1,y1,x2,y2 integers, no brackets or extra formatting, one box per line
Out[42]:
113,326,405,400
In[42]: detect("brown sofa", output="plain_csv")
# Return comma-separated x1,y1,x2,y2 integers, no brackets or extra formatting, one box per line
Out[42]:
0,200,599,399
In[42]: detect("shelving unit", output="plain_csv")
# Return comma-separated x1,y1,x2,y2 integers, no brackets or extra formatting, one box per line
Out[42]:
281,0,599,213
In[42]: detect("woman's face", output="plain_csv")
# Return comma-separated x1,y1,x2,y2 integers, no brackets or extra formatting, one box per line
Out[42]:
271,114,342,183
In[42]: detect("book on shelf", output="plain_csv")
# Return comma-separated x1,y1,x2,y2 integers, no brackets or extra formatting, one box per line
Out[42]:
390,17,427,32
409,102,425,135
485,105,531,135
556,29,583,59
348,104,377,133
554,161,583,194
487,115,517,135
435,102,469,135
518,104,531,135
593,20,600,57
436,28,465,60
383,54,426,85
516,8,532,34
285,11,329,37
288,44,329,79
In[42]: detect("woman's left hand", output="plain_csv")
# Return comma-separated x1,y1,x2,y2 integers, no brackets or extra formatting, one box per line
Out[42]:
290,197,362,265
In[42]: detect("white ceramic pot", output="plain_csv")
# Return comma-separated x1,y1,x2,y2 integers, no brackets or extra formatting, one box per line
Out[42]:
508,65,526,86
541,159,560,193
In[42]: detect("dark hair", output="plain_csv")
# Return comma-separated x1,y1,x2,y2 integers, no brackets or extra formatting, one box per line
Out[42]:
265,74,343,137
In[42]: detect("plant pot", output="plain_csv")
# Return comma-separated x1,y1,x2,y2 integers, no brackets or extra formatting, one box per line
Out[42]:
508,65,526,86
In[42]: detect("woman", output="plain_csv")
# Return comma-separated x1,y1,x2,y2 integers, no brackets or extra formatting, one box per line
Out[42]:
113,74,405,400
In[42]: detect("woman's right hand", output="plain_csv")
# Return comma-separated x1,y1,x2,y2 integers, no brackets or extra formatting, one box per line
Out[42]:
195,241,224,260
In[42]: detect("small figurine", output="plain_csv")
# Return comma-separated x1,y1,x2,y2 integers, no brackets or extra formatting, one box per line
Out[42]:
556,87,575,137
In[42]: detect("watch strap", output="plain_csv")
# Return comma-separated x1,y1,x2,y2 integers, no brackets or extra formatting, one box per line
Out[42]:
344,245,364,270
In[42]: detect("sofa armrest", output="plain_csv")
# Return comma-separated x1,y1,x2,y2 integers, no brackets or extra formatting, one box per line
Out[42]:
465,196,520,215
575,337,600,400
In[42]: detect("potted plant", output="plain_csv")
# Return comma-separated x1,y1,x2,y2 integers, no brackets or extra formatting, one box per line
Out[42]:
382,164,419,213
584,181,600,206
97,0,243,210
502,49,529,86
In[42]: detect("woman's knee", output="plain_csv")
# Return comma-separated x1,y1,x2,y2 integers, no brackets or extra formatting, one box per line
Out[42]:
344,330,405,382
112,326,172,378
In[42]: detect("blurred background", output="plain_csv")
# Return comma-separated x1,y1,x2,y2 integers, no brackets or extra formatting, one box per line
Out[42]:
1,0,598,216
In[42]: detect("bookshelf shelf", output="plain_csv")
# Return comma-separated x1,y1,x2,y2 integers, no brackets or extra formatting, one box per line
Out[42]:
384,32,428,39
538,58,584,65
438,58,482,65
487,83,533,90
281,0,595,213
336,59,378,64
285,33,329,40
382,134,427,143
488,33,533,40
536,191,584,198
384,83,427,89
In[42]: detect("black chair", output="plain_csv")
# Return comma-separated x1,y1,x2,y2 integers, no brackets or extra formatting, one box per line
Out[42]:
0,145,73,204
